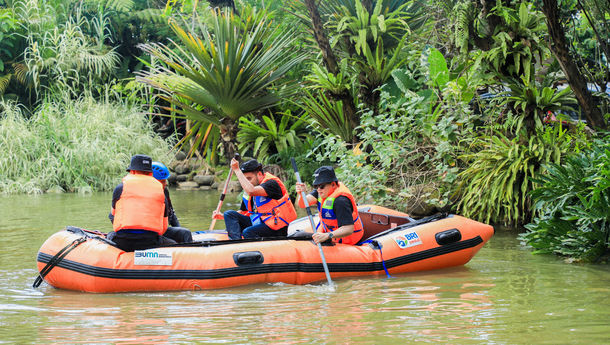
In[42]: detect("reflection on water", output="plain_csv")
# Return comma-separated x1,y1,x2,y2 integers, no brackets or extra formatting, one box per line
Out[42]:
1,191,609,344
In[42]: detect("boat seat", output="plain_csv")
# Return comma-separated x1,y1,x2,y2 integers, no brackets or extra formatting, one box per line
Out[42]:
359,209,413,240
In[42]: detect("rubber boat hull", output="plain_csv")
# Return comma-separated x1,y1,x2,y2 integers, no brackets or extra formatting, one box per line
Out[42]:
36,210,494,293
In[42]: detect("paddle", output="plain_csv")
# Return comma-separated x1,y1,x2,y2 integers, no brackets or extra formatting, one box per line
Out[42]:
209,153,240,230
290,158,333,286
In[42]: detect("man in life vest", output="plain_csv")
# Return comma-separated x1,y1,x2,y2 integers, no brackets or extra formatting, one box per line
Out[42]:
212,158,297,240
151,161,193,244
295,166,364,245
107,154,175,252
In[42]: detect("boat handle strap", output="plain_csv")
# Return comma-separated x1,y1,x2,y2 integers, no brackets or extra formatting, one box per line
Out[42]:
33,236,87,288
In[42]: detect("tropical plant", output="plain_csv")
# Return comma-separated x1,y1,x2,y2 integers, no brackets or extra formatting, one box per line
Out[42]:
236,111,312,163
501,78,578,131
454,120,589,225
455,1,549,79
520,134,610,262
138,6,305,161
300,89,354,143
291,0,422,143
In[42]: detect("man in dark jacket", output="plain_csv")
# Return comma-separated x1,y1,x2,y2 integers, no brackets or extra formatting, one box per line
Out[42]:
107,154,175,252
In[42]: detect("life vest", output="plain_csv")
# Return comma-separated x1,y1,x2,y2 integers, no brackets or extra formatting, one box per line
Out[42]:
112,173,167,234
317,183,364,245
243,172,297,230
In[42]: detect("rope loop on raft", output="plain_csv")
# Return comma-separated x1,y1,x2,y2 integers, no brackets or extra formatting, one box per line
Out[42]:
33,236,87,288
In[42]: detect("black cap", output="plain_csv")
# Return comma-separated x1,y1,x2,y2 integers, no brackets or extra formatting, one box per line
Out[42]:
240,159,263,173
313,166,338,186
126,154,153,172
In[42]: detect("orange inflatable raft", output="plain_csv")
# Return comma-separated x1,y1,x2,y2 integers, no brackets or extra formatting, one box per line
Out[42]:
35,206,494,293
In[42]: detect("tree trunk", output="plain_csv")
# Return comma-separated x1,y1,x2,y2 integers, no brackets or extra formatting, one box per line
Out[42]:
303,0,339,74
219,118,238,162
542,0,607,129
303,0,359,142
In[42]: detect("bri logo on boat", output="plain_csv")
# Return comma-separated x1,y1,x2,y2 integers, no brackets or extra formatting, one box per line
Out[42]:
394,231,423,249
134,250,173,265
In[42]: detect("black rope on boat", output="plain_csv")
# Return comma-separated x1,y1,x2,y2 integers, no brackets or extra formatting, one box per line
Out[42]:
33,236,87,288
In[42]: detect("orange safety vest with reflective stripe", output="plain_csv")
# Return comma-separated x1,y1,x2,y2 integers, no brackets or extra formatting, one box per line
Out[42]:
317,183,364,245
243,173,297,230
112,173,167,234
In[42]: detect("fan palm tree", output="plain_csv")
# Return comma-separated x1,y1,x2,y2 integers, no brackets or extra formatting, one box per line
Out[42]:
137,7,305,161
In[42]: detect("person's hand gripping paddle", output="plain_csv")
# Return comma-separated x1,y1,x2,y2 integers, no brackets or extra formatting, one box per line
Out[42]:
291,158,333,286
210,153,240,230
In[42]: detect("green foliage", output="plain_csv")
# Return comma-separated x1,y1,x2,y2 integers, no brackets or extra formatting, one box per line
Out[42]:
455,122,588,225
268,138,323,196
300,89,354,143
22,16,120,97
502,78,577,122
331,0,410,98
521,135,610,262
295,0,419,142
333,0,408,54
237,111,312,163
0,92,172,194
428,48,449,89
138,6,305,160
455,1,551,91
305,61,351,95
0,0,120,104
312,90,449,212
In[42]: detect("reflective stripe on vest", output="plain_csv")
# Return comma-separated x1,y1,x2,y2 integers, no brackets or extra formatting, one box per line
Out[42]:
317,182,364,245
243,172,297,230
113,173,166,235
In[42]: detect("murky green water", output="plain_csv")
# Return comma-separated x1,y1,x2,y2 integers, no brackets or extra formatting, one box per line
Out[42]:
1,191,608,344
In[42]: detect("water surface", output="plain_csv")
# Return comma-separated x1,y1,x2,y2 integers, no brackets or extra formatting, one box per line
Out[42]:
1,191,608,344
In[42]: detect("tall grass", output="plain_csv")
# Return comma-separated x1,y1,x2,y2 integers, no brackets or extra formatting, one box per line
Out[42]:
0,94,172,194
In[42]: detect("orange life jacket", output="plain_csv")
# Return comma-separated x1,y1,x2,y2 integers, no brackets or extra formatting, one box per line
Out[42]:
112,173,167,234
243,172,297,230
317,183,364,245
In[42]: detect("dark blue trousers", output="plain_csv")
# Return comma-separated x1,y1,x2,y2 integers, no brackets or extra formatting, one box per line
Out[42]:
223,210,288,240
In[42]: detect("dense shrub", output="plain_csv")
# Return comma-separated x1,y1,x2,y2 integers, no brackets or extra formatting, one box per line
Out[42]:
0,93,172,194
520,134,610,262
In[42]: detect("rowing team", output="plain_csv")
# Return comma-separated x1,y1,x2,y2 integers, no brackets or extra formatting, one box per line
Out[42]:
107,154,364,252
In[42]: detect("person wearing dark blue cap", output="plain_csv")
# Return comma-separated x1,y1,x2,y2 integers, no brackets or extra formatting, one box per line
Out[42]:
213,158,297,239
107,154,176,251
295,166,364,245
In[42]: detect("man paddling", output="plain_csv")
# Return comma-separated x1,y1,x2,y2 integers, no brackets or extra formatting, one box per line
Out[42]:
212,158,297,239
107,154,175,251
295,166,364,245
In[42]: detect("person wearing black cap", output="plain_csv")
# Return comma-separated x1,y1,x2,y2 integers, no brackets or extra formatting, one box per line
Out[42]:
212,158,297,240
107,154,176,251
295,166,364,245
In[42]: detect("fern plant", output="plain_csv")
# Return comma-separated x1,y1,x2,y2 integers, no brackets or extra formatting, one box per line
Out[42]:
237,111,312,163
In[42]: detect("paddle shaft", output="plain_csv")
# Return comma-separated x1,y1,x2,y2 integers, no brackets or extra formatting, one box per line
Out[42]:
209,153,240,230
290,158,333,285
